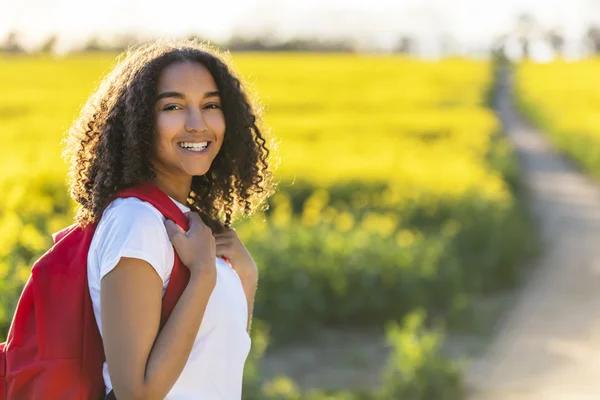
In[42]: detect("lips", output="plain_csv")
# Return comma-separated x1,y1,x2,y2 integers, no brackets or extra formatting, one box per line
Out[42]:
178,141,209,151
178,142,211,156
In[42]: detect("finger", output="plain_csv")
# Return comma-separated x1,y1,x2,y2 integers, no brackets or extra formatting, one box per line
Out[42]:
185,211,201,224
213,233,226,241
215,240,229,249
214,236,231,246
164,219,185,238
164,219,186,248
214,228,234,238
186,212,206,232
216,242,229,257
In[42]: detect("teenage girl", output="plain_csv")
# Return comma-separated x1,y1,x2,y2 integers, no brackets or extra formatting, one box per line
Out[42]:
63,39,276,399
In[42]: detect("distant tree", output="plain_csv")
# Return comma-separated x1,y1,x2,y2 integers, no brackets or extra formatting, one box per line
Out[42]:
80,34,142,52
515,13,536,59
490,34,509,64
82,36,103,52
395,36,414,54
226,36,270,51
39,35,58,53
546,29,564,56
1,31,24,53
586,25,600,54
225,35,354,52
519,38,530,59
275,38,354,52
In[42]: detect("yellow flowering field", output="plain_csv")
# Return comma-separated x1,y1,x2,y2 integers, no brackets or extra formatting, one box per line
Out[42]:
0,51,541,397
0,53,537,388
517,58,600,179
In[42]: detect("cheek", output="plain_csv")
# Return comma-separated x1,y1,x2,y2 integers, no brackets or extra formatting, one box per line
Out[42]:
153,115,179,158
207,112,226,136
155,113,181,138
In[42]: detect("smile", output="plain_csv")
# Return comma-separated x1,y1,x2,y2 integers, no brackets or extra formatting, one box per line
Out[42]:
178,141,210,151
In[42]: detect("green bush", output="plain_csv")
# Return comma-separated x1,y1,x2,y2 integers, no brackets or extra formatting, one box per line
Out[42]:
239,180,537,344
375,310,463,400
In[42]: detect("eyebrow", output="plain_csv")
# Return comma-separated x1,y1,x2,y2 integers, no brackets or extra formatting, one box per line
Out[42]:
155,90,220,102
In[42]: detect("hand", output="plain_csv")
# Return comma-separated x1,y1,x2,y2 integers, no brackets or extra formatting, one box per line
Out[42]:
214,227,258,282
164,212,217,279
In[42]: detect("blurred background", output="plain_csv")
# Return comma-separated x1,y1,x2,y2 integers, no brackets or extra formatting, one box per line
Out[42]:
3,0,600,399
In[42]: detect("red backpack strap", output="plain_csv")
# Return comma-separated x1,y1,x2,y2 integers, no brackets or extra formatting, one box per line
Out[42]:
0,342,5,400
112,181,191,328
112,182,189,228
51,223,78,244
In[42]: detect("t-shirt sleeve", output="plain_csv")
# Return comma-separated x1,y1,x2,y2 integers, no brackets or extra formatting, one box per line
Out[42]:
92,200,173,283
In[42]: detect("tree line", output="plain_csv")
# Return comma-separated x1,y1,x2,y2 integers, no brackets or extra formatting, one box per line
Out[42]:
3,13,600,56
0,32,358,54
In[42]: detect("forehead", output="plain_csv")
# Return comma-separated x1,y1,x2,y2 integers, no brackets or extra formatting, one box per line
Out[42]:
156,61,218,93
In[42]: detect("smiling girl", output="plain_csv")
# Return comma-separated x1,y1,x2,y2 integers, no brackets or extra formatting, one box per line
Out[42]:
63,40,276,399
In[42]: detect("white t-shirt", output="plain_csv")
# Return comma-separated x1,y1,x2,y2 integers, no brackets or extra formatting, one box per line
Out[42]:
87,197,251,399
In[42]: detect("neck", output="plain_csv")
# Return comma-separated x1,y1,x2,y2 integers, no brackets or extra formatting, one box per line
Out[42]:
151,174,192,206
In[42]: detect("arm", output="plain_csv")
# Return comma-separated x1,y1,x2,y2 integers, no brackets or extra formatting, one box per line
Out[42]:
100,211,217,400
238,272,258,333
101,258,216,400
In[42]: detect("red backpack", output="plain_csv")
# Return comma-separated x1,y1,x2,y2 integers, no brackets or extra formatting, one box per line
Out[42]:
0,182,191,400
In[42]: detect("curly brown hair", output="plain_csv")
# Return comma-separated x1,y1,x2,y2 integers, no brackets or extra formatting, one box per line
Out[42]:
63,39,278,232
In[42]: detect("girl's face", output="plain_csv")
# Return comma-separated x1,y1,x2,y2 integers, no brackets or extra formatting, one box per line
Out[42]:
152,61,226,181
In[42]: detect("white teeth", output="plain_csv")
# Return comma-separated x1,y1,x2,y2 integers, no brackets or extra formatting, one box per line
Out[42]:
178,142,209,151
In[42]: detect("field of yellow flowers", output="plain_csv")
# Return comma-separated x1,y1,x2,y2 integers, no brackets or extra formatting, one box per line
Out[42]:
0,53,536,398
516,58,600,179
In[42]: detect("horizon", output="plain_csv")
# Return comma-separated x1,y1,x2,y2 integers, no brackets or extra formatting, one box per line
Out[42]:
1,0,599,58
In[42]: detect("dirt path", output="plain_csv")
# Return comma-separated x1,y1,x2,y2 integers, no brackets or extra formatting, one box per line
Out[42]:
466,67,600,399
260,327,388,391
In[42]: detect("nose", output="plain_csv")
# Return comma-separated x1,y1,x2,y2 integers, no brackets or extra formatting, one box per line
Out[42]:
184,108,208,133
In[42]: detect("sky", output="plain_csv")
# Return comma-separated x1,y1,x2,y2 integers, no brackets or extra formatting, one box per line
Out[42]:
0,0,599,55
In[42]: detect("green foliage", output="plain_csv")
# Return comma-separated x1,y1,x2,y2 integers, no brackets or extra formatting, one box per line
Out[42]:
375,310,463,400
236,180,537,344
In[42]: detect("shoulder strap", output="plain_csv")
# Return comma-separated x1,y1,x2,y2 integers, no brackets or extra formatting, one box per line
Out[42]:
112,181,191,328
52,223,78,244
112,182,189,230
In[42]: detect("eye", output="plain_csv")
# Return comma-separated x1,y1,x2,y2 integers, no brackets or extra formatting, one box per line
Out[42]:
204,103,221,110
163,104,182,111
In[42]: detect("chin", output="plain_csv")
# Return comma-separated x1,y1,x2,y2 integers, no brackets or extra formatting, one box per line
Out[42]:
188,167,211,177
